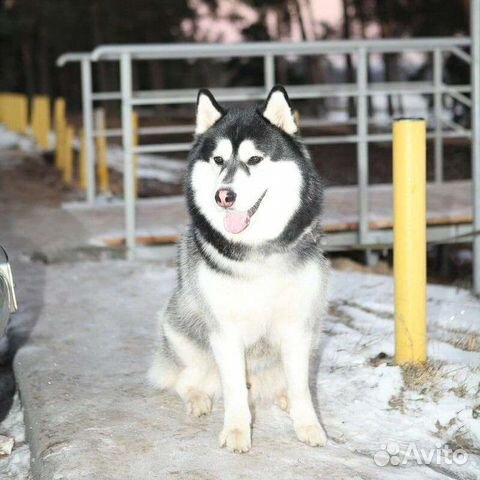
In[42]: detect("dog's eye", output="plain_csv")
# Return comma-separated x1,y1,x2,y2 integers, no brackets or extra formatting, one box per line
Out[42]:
213,156,224,166
247,156,263,166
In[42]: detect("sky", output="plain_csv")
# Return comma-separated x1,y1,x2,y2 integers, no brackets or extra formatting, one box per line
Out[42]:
311,0,342,26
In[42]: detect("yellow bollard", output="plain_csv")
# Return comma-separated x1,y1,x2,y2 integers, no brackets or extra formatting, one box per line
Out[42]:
0,93,28,133
16,95,28,134
10,94,19,132
3,94,14,130
131,111,139,197
31,95,51,149
9,94,17,131
95,109,110,194
393,118,427,365
79,129,87,190
10,95,19,131
0,93,5,124
2,94,8,128
54,98,66,169
63,126,74,185
8,94,16,131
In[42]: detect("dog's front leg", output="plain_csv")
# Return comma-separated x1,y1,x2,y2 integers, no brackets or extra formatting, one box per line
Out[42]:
210,331,251,453
280,329,327,447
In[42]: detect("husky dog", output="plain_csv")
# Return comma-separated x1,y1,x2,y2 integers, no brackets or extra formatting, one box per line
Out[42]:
149,86,329,453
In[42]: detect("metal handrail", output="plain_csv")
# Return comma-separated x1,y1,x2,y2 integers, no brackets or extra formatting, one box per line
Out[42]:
91,37,471,60
56,52,92,67
55,25,480,294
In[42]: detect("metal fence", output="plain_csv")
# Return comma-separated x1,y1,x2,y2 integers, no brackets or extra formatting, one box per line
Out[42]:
56,0,480,293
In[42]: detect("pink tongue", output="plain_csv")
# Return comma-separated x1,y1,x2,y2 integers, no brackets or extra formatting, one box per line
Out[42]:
224,210,250,234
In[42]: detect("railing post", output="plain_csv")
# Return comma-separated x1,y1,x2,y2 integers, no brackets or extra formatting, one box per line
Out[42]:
81,57,96,205
471,0,480,295
120,52,136,258
433,48,443,184
264,55,275,92
357,47,369,246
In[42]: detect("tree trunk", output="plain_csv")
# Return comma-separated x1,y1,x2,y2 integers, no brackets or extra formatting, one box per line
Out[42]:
275,6,289,85
383,54,395,117
291,0,308,41
376,1,397,117
342,0,355,118
354,0,375,117
21,41,35,99
38,21,50,95
90,1,109,96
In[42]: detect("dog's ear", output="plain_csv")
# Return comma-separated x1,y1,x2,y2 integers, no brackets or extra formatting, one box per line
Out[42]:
261,85,297,135
195,89,224,134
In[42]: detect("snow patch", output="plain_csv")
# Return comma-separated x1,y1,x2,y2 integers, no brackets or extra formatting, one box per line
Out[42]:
0,394,31,479
106,145,187,183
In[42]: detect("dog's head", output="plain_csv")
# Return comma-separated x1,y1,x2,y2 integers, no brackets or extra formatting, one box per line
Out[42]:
186,86,322,247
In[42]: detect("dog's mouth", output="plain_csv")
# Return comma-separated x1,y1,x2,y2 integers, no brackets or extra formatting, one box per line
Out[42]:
223,190,267,234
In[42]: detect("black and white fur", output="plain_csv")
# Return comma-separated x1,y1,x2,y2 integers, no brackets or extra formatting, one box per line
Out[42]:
149,86,329,453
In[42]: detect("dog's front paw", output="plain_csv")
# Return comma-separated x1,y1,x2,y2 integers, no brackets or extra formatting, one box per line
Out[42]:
274,393,289,412
219,426,251,453
185,391,212,417
295,423,327,447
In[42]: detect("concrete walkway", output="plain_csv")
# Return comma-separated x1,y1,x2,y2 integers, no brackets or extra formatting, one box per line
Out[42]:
2,150,480,479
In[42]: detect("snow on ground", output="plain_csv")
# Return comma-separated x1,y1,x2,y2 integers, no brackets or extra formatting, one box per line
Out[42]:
321,270,480,477
107,145,187,183
0,126,21,150
0,394,31,479
0,126,36,154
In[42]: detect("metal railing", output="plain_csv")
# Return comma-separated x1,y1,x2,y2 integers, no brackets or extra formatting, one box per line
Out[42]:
56,0,480,293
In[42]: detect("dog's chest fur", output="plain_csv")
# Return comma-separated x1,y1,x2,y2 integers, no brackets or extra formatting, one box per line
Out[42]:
197,253,322,347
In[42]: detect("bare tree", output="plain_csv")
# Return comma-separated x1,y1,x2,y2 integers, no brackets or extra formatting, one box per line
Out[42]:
342,0,355,118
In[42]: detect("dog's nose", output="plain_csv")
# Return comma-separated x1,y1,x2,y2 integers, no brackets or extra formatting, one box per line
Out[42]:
215,188,236,208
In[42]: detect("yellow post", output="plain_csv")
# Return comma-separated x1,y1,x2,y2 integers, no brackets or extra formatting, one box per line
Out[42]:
31,95,51,149
131,111,139,197
79,129,87,190
8,94,17,131
393,118,427,365
63,126,74,185
54,100,66,169
0,93,5,124
10,94,19,131
54,98,66,169
3,94,14,130
8,94,16,131
17,95,28,133
95,109,110,194
10,94,19,132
